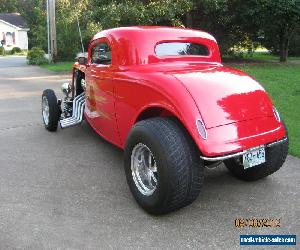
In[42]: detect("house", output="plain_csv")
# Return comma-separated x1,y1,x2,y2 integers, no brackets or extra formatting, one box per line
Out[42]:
0,13,29,50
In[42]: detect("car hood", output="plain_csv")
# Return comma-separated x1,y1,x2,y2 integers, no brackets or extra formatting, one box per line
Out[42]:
172,65,274,129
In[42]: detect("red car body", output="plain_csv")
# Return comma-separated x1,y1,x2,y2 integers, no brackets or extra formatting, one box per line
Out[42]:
73,26,286,158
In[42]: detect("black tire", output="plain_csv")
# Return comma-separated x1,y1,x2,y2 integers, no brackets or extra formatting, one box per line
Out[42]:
42,89,60,131
124,117,204,214
224,127,289,181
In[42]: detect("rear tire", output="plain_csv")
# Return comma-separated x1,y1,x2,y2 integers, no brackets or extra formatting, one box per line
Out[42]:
42,89,60,132
224,132,288,181
124,117,204,214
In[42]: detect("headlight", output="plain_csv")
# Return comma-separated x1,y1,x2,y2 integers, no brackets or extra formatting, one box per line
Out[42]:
273,107,281,122
61,82,71,96
196,119,207,140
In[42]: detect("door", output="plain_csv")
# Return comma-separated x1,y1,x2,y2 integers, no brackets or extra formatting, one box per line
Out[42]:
85,39,120,145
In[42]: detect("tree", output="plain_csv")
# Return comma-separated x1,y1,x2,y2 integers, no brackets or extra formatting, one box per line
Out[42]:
19,0,47,50
186,0,242,54
56,0,92,59
289,25,300,56
0,0,19,12
91,0,193,29
233,0,300,62
263,0,300,62
3,0,299,61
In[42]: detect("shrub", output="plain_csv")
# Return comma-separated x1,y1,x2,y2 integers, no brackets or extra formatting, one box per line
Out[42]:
0,46,5,56
27,47,48,65
11,47,22,54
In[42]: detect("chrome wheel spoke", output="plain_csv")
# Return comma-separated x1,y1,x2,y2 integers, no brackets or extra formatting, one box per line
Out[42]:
148,152,157,172
149,170,157,184
131,143,158,196
148,153,152,168
151,161,157,172
136,170,151,193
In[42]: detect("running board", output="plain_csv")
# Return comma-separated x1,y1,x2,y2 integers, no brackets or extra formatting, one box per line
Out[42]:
60,92,85,129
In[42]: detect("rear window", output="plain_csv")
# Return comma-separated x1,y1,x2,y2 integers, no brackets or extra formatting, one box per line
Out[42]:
155,42,209,57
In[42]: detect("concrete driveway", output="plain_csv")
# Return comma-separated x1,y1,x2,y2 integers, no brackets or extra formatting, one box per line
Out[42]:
0,56,299,249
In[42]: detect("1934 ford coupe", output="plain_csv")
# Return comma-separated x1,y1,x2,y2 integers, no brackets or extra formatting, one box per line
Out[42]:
41,26,288,214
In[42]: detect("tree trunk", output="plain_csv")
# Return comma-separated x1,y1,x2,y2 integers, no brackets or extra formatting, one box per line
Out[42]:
186,12,193,28
279,31,289,62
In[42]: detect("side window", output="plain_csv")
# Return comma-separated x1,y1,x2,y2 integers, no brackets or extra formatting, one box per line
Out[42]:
91,42,111,65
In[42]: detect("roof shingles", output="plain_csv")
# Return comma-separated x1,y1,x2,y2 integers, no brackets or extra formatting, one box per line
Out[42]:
0,13,28,29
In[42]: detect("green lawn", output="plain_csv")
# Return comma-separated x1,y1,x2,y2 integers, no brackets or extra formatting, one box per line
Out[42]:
223,52,300,63
40,62,74,72
245,53,300,61
230,63,300,158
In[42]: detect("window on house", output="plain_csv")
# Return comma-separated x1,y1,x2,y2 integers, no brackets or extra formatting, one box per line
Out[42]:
6,32,13,46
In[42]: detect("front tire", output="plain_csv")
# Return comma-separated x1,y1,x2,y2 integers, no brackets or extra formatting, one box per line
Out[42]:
42,89,60,131
124,118,204,214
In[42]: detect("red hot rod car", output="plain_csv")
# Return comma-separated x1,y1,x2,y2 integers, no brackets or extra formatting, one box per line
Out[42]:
42,26,288,214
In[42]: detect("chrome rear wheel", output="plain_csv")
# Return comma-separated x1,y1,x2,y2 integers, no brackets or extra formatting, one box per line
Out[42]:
131,143,158,196
124,118,204,214
42,96,50,125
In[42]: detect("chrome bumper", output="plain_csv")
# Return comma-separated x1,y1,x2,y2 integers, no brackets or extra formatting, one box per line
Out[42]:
200,137,288,162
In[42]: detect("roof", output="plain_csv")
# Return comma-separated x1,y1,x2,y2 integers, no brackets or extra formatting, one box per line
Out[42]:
92,26,220,66
93,26,216,42
0,13,28,29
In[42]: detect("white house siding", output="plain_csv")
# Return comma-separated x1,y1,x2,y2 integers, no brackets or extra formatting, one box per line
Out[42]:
17,30,28,49
0,20,29,50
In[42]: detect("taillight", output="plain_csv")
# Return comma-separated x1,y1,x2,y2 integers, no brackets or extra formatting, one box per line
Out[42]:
196,119,207,140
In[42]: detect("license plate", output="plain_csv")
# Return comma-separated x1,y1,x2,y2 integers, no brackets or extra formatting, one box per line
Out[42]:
243,147,266,169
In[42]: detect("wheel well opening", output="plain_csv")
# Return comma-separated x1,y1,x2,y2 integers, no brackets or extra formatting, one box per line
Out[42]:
135,107,201,155
135,107,174,123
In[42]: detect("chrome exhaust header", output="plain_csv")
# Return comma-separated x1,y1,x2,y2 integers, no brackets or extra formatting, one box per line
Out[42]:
60,92,85,128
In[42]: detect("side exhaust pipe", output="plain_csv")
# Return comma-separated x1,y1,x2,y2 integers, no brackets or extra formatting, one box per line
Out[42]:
60,92,85,128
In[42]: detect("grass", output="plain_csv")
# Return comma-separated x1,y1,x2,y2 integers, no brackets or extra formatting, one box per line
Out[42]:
229,63,300,158
0,51,27,56
223,52,300,63
40,61,74,72
244,52,300,61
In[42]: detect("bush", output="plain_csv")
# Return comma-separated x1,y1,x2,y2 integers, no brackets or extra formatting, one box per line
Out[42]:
11,47,22,54
27,47,48,65
0,46,5,56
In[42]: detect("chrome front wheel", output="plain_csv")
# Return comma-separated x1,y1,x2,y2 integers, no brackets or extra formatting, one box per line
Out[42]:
42,89,60,131
131,143,158,196
42,96,50,125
